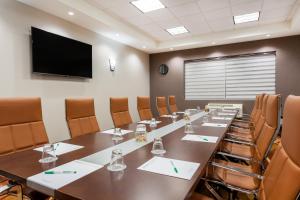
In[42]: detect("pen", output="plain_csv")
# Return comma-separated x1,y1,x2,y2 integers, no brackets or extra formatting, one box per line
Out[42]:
202,138,208,141
44,171,77,174
170,160,179,174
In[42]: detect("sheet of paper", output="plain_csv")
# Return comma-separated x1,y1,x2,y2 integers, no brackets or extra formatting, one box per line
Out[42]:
212,116,232,120
101,129,133,135
181,134,219,143
176,111,185,114
27,160,103,195
138,156,200,180
160,115,173,118
202,123,227,128
34,143,84,156
218,112,235,116
137,120,162,124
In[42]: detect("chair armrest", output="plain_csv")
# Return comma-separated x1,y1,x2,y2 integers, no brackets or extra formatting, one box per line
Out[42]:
223,138,256,147
210,161,263,180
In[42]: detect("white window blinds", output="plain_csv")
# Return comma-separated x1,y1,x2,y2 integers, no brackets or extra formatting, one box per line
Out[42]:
185,53,275,100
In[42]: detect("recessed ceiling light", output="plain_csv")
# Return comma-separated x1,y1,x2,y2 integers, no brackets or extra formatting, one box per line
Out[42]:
212,42,216,45
233,12,260,24
266,34,271,37
169,47,174,50
131,0,165,13
166,26,188,35
115,33,120,37
142,46,147,49
68,11,74,16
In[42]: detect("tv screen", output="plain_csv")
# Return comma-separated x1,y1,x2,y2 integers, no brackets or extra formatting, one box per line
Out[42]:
31,27,92,78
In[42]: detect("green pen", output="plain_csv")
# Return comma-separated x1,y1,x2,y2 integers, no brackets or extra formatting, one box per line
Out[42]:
44,170,77,174
170,160,179,174
202,138,208,141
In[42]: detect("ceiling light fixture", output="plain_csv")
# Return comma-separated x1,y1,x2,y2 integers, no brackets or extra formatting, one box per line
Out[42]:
212,42,216,45
142,45,147,49
233,12,260,24
166,26,188,35
169,47,174,50
131,0,165,13
266,34,271,37
68,11,74,16
115,33,120,37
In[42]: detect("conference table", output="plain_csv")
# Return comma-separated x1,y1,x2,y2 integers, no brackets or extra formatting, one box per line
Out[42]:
0,110,236,200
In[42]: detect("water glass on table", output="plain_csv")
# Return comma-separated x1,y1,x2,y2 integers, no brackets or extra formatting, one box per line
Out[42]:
149,118,157,128
112,128,123,141
171,112,177,123
151,137,166,155
135,124,147,142
107,149,127,172
39,144,58,163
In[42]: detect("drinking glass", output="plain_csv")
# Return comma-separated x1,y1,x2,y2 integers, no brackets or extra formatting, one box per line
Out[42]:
184,109,191,122
151,137,166,155
107,149,126,171
184,122,194,134
197,106,201,112
202,115,209,123
149,118,157,128
135,124,147,142
171,112,177,123
112,128,123,141
39,144,58,163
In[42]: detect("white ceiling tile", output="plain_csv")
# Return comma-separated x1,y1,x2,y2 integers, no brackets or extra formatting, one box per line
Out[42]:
234,20,259,29
197,0,230,12
260,6,292,23
169,2,201,18
126,15,154,26
145,9,175,21
232,1,263,15
184,22,212,35
230,0,262,6
160,0,194,7
156,18,181,29
203,7,232,21
107,2,142,19
208,17,234,31
263,0,297,10
179,13,207,25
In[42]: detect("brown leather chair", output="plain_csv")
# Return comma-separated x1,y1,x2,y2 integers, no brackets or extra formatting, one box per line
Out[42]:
156,96,169,116
230,94,265,134
208,95,300,200
0,97,49,199
168,95,178,113
110,97,133,127
137,96,153,121
65,98,100,138
232,95,260,128
227,95,269,142
221,95,279,160
0,97,49,155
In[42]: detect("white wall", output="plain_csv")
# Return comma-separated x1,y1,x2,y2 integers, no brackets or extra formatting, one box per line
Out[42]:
0,0,150,142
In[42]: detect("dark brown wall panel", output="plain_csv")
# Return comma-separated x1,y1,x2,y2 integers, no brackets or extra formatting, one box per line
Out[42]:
150,35,300,116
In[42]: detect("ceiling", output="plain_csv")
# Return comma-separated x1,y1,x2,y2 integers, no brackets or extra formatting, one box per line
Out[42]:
18,0,300,53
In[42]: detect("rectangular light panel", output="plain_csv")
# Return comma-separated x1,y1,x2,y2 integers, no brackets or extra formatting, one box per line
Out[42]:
234,12,260,24
166,26,188,35
131,0,165,13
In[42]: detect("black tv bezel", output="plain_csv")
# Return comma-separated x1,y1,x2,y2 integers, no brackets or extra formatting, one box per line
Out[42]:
31,27,93,79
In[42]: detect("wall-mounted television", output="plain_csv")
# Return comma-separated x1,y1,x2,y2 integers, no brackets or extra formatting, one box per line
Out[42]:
31,27,92,78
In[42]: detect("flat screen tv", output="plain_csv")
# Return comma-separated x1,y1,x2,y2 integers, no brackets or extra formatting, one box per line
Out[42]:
31,27,92,78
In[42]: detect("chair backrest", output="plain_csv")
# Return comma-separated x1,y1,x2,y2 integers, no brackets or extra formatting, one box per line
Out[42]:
168,95,178,113
156,96,169,116
258,95,300,200
65,98,100,138
250,95,259,120
253,94,265,125
137,96,153,121
0,97,48,155
255,95,280,161
252,95,269,140
110,97,133,127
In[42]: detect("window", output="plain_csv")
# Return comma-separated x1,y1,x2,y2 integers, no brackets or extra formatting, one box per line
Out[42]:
185,53,276,100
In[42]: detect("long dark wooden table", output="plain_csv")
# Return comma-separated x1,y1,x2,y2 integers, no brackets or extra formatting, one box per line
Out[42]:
0,112,234,200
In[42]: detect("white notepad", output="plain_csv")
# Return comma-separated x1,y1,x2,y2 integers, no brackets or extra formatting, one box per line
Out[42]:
218,113,235,116
202,123,227,128
27,160,103,195
160,115,173,118
212,117,232,120
181,134,219,143
34,143,84,156
138,120,162,124
101,129,133,135
138,156,200,180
